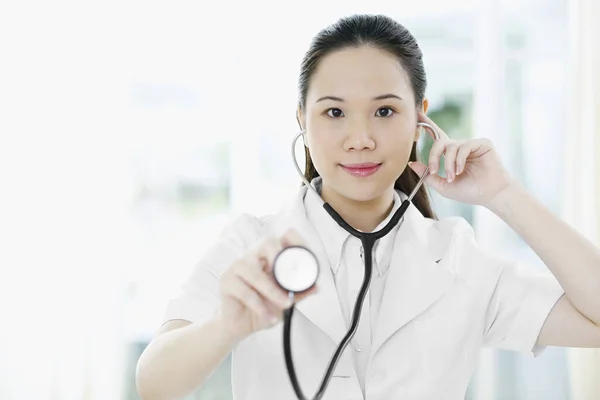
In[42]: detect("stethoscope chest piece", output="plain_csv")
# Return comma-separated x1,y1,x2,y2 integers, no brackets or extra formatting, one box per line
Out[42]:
273,246,319,293
278,122,440,400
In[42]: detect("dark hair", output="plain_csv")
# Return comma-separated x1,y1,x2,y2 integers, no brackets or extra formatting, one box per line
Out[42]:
297,14,436,219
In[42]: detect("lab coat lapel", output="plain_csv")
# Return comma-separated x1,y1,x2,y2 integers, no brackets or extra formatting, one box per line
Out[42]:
271,187,348,346
371,204,455,357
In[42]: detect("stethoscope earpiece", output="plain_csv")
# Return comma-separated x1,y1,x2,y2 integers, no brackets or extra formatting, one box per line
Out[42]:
281,122,442,400
416,122,440,141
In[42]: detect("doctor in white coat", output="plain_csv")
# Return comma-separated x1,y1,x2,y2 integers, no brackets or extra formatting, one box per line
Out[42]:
136,14,600,400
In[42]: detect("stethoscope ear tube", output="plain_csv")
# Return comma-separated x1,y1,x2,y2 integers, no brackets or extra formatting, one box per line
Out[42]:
281,121,440,399
280,200,412,400
292,122,440,205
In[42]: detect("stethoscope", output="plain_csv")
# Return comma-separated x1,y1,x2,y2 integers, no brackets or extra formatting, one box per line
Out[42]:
272,122,440,400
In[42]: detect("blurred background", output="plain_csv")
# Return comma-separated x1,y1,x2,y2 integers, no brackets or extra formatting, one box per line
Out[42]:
0,0,598,399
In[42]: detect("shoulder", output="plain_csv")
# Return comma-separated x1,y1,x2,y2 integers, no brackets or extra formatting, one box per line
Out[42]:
216,212,270,247
407,205,478,257
210,187,308,258
428,214,475,241
216,209,288,247
410,208,505,280
190,212,273,279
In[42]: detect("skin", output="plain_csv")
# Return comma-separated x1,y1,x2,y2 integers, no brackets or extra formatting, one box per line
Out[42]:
298,44,600,347
298,46,429,232
137,44,600,400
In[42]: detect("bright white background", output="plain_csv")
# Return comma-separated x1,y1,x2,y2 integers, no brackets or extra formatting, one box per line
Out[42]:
0,0,598,399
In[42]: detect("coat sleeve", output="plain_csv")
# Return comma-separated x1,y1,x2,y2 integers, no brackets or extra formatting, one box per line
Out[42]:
451,218,565,357
481,259,564,357
161,213,264,326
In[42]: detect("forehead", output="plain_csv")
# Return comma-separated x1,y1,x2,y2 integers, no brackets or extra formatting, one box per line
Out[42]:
306,46,413,102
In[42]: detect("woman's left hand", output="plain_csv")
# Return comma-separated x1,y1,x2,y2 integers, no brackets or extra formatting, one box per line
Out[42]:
408,113,515,207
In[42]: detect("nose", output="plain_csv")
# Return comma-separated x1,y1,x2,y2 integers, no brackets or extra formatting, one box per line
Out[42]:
343,119,375,151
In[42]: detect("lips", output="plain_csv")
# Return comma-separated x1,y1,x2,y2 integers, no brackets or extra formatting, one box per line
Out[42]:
340,162,382,177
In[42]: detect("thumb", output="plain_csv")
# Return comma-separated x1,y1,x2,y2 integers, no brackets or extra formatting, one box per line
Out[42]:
407,161,448,193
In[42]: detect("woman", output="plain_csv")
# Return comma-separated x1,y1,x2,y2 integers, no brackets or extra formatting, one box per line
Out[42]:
136,14,600,400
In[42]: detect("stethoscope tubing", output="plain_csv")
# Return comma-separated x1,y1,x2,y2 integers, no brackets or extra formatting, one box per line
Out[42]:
281,123,440,399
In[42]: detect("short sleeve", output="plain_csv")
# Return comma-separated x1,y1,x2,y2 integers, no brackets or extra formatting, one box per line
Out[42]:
482,260,564,357
162,213,263,326
448,218,565,358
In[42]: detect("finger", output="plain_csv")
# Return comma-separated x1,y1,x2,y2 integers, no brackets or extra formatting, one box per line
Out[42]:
468,138,494,158
223,273,274,322
261,284,318,317
264,300,285,324
418,112,449,140
259,238,285,272
407,160,427,177
408,161,449,193
236,259,292,309
455,143,472,175
265,283,318,317
281,228,306,247
444,141,460,182
428,138,450,175
294,283,319,302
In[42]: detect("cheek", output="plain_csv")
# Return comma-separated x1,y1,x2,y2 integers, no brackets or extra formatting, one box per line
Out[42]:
381,131,415,157
378,136,415,178
306,134,335,171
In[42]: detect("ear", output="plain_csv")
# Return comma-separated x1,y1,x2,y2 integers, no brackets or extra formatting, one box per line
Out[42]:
296,106,307,130
422,98,429,114
414,98,430,142
296,106,308,147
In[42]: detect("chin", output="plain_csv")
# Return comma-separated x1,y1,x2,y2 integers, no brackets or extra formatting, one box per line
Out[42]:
334,180,391,203
318,166,397,203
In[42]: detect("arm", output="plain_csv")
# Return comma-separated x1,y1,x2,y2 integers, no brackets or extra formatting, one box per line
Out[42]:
136,316,238,400
410,113,600,348
488,181,600,346
136,224,312,400
134,213,258,400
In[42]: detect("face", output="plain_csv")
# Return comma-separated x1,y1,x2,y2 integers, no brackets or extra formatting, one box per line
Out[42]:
300,46,427,203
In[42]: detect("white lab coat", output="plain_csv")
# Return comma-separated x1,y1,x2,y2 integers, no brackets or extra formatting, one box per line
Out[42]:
163,185,564,400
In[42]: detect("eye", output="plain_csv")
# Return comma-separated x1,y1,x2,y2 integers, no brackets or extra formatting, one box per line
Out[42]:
376,107,395,117
326,108,344,118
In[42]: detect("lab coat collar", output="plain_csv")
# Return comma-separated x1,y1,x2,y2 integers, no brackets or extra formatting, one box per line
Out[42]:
269,184,455,356
304,177,404,278
303,178,349,275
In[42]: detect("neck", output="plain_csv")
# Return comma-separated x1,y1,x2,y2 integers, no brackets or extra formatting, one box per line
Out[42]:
320,185,395,232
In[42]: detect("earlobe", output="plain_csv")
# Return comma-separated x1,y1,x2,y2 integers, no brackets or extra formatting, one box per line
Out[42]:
296,107,309,147
415,98,429,142
301,130,309,148
296,107,306,131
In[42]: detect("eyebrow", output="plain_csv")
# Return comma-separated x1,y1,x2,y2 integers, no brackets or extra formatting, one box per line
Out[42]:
315,94,403,102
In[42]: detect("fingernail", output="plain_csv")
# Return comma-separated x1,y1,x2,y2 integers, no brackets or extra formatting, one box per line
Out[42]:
270,316,279,325
448,177,453,183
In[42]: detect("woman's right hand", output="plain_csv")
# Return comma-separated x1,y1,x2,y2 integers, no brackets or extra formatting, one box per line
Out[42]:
217,229,318,342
